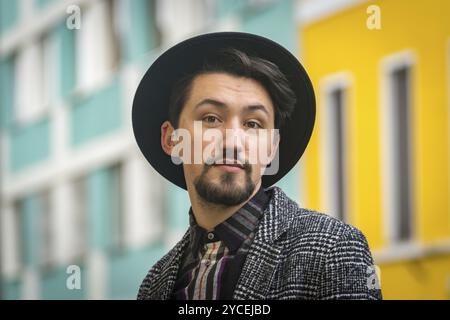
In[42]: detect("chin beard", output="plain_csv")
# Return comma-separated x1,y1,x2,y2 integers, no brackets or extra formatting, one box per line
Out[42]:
194,163,255,206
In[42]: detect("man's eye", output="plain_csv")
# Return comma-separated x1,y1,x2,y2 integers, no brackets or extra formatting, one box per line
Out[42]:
203,115,220,124
245,121,262,129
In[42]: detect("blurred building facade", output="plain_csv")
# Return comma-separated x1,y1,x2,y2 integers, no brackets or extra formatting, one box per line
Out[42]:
300,0,450,299
0,0,301,299
2,0,449,301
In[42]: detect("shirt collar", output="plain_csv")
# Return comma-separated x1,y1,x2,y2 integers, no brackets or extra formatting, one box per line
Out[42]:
188,185,270,254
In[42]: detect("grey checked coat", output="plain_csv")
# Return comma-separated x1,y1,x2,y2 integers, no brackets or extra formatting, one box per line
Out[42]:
137,186,382,300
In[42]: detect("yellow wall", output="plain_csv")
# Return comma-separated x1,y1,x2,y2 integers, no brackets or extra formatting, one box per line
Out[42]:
301,0,450,299
381,256,450,299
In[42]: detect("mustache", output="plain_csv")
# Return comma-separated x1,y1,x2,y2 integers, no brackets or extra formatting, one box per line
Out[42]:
204,149,252,171
205,149,245,165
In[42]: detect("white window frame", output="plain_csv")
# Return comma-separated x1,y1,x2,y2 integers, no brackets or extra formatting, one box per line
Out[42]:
20,0,34,22
122,153,165,249
75,0,120,93
379,50,417,249
319,72,353,223
156,0,215,45
70,175,88,262
0,203,22,279
14,34,54,125
38,189,55,270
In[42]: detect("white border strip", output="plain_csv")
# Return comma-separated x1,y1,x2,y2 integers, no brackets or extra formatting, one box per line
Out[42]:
296,0,368,26
374,239,450,264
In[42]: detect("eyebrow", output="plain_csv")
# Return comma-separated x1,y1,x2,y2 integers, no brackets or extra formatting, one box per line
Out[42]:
194,98,270,117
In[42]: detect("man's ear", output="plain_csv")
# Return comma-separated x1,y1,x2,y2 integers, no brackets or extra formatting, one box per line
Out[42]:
161,121,175,156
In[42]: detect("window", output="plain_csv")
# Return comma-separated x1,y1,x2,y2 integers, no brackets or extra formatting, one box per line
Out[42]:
72,176,88,261
105,0,121,69
1,201,23,277
120,155,165,248
110,162,125,250
39,32,55,109
328,88,347,222
391,66,413,242
38,190,53,269
320,74,351,223
156,0,214,43
148,0,162,48
14,32,54,124
380,52,415,245
76,0,121,91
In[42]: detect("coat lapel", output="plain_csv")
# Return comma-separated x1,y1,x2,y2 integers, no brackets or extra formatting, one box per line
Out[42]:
233,234,284,299
233,187,298,299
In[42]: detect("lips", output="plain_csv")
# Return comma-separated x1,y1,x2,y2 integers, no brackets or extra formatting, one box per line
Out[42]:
213,164,244,173
212,160,244,169
214,164,244,169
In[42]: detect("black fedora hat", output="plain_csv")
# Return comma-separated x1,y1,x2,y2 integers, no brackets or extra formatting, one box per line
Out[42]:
132,32,315,190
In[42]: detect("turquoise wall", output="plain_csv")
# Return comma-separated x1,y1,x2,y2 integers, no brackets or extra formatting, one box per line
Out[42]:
216,0,247,18
0,56,14,129
108,245,167,299
1,279,21,300
241,0,296,52
57,21,77,99
41,265,86,300
71,77,122,146
0,0,18,35
21,195,41,267
87,167,115,250
10,118,51,173
167,181,190,230
124,0,160,63
34,0,56,10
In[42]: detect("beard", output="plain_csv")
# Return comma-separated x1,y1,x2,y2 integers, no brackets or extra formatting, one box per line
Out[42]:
194,162,255,206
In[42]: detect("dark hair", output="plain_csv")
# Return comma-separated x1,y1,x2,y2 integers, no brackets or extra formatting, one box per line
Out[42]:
168,48,296,129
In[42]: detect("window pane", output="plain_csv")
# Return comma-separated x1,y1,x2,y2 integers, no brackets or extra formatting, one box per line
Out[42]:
329,88,347,222
72,176,87,260
39,190,53,269
110,162,124,250
392,67,413,242
58,22,76,98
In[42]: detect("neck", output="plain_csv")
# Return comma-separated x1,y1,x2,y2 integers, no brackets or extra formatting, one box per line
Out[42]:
187,180,262,231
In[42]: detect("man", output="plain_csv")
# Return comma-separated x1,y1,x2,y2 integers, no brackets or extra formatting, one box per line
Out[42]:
132,32,382,300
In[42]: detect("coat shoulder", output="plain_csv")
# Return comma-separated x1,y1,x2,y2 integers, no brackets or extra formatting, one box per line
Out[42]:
267,185,367,250
270,191,381,299
290,206,367,246
267,186,364,246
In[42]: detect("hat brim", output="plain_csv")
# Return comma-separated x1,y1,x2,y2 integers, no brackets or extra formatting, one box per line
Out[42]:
132,32,316,190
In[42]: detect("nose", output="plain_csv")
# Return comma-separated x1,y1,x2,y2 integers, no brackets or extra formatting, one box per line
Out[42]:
222,121,246,154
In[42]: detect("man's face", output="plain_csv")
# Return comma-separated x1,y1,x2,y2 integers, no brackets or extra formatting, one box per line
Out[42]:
163,72,278,206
